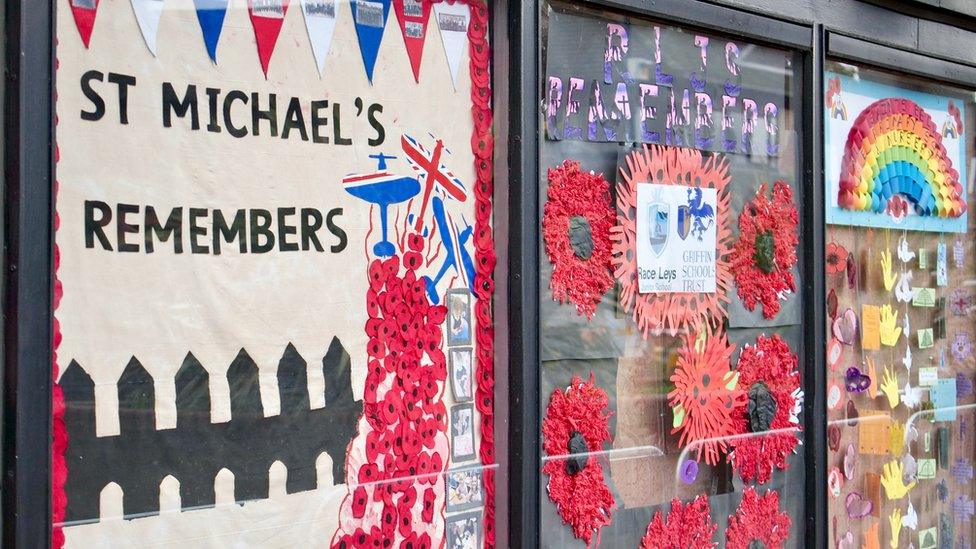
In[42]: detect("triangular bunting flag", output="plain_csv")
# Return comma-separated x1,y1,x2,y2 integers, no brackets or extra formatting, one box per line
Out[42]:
68,0,100,48
249,0,290,78
300,0,338,76
393,0,431,83
130,0,165,56
350,0,392,84
432,2,470,90
193,0,230,63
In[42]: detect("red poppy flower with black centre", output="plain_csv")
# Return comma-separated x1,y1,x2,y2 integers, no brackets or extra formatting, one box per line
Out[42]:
400,268,417,291
363,376,381,404
382,256,400,278
428,404,447,428
418,418,438,449
427,305,447,325
403,251,423,271
725,487,791,549
668,329,747,466
366,289,381,319
367,337,384,360
368,260,386,290
825,241,848,275
418,372,439,401
730,181,799,320
367,527,387,548
427,350,446,376
542,373,615,546
359,463,380,484
542,160,614,319
379,390,403,424
640,495,717,549
397,508,414,538
351,487,369,519
374,482,396,506
408,233,424,252
365,318,382,339
365,430,390,463
729,334,802,484
420,452,441,485
421,487,436,523
396,423,422,457
363,402,383,432
399,486,417,508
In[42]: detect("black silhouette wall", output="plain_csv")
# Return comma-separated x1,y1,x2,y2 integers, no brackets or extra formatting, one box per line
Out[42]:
60,337,362,523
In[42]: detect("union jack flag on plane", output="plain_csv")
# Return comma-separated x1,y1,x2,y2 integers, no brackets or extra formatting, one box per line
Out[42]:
401,133,467,231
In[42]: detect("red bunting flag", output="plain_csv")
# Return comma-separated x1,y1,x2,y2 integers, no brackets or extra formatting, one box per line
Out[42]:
68,0,100,48
248,0,291,78
393,0,431,83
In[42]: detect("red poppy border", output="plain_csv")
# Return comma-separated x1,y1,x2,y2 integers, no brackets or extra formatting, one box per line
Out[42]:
725,487,792,549
640,495,717,549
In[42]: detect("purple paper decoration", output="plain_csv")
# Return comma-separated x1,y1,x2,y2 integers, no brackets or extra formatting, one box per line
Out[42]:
679,459,698,484
953,495,974,523
961,418,969,442
951,288,972,316
952,458,973,484
954,238,965,269
952,332,973,363
957,536,972,549
939,479,949,503
958,375,974,399
845,366,871,393
845,491,873,518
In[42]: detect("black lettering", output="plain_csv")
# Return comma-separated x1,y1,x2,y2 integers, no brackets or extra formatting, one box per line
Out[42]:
326,208,347,253
188,208,209,254
107,72,136,125
162,82,199,129
249,209,275,253
213,209,246,255
206,87,222,133
367,103,385,146
333,102,352,145
80,70,106,121
300,208,324,251
281,98,309,141
84,200,113,250
251,93,278,137
116,203,140,253
145,206,183,254
277,207,298,251
223,90,249,138
310,100,329,144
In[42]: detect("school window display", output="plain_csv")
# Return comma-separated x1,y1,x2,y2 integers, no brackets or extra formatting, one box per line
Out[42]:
539,2,805,546
823,61,976,549
52,1,496,548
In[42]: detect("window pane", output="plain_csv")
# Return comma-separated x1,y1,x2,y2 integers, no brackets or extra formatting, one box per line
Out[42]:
539,3,805,545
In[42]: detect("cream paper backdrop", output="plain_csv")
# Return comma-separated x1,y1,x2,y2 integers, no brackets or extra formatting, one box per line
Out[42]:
56,0,481,545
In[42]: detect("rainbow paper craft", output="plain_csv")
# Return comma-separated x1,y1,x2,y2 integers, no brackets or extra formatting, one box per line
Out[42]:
826,73,968,233
839,98,965,219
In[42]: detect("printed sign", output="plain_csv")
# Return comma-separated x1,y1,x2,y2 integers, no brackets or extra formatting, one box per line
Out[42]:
636,183,717,293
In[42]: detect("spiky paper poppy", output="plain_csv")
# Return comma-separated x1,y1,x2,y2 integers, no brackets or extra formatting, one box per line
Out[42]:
668,328,746,466
728,334,802,484
543,160,615,318
611,145,733,337
542,373,615,547
640,495,718,549
725,487,791,549
730,181,799,319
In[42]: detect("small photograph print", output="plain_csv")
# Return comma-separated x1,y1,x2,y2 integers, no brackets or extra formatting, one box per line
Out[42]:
450,403,475,461
405,21,425,39
445,467,484,511
450,348,474,402
447,290,472,346
446,510,482,549
403,0,423,17
355,0,385,28
438,13,469,32
304,0,336,17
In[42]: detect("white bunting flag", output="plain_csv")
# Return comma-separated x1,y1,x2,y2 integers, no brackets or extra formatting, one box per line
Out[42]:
432,2,469,90
131,0,165,56
300,0,338,76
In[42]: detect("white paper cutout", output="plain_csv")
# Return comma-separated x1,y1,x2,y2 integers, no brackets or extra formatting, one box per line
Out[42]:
898,235,916,263
300,0,338,76
432,2,470,91
937,242,947,286
131,0,165,55
902,345,913,372
903,311,911,335
903,379,923,409
903,500,918,530
895,272,915,303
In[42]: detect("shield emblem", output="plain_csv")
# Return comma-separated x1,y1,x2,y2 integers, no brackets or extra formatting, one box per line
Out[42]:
648,202,669,257
676,204,692,240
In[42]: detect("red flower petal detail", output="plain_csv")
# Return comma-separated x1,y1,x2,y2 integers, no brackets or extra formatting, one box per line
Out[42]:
640,495,718,549
725,488,791,549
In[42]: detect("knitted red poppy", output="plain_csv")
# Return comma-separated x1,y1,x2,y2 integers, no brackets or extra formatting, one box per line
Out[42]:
668,328,746,466
725,488,791,549
612,145,733,337
542,373,615,546
543,160,615,318
730,181,799,319
640,495,718,549
728,334,802,484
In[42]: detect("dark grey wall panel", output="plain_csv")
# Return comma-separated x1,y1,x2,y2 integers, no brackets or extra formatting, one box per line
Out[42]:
919,19,976,65
942,0,976,18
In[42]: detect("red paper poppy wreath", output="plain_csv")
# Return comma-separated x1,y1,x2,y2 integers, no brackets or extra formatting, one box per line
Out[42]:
728,334,802,484
729,181,799,319
640,495,718,549
725,487,791,549
541,373,615,547
611,145,733,337
543,160,615,318
669,329,746,466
